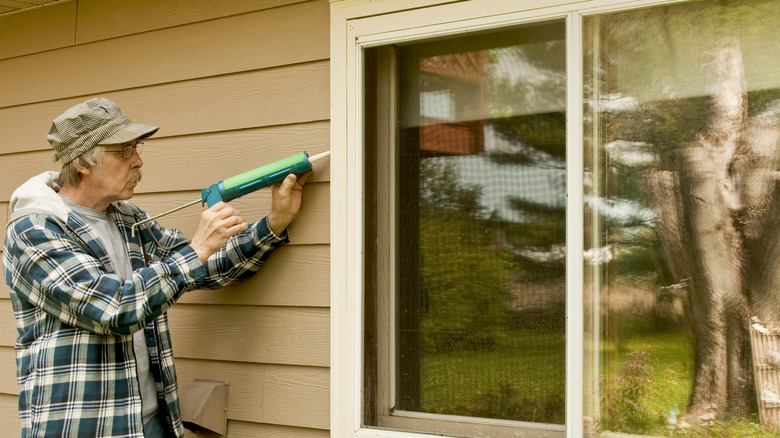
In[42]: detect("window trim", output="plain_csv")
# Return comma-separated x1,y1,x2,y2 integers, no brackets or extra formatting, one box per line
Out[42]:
330,1,690,437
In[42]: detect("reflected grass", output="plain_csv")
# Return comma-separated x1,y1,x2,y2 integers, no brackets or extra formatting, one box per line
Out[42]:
420,328,566,424
601,322,693,434
602,312,778,436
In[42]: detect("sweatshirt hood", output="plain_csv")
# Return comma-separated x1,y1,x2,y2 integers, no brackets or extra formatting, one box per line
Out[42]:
8,171,70,226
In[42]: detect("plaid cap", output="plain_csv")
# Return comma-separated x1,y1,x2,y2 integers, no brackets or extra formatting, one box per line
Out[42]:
48,98,159,164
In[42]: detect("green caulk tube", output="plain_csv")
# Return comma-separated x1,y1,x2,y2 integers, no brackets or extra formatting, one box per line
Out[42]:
202,151,319,207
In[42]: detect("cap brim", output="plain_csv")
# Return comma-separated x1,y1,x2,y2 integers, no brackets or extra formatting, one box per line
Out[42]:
99,123,159,145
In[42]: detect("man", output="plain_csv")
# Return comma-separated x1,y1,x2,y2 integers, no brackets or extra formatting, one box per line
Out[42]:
2,98,309,437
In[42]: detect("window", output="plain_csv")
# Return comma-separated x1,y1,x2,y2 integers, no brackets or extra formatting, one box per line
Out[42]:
332,0,780,437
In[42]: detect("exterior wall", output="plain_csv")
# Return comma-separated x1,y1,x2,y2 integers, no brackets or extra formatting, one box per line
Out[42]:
0,0,330,436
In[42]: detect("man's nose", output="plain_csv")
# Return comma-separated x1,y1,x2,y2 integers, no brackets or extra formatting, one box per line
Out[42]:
132,151,143,168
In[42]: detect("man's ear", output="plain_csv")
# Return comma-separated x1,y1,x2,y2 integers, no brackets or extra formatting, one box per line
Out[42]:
73,158,91,177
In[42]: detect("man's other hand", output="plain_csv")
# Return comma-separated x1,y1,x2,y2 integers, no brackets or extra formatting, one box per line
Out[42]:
268,172,310,236
190,202,249,263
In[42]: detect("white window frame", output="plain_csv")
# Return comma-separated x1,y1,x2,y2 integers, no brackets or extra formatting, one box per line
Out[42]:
330,1,690,437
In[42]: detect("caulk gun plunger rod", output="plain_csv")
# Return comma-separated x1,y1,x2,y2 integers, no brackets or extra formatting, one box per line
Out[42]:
131,198,202,237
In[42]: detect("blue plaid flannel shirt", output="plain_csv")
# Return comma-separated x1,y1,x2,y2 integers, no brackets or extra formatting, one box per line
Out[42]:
3,172,287,437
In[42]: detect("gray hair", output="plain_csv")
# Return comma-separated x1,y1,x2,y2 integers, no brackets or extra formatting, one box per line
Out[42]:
57,145,105,186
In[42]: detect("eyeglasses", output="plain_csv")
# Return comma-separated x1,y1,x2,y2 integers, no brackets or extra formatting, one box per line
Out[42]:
104,140,144,159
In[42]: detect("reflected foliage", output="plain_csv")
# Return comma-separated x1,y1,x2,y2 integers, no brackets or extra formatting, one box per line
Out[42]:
489,112,566,166
418,159,512,352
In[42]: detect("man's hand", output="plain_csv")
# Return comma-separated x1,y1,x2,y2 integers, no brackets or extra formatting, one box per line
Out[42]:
267,172,310,236
189,202,249,263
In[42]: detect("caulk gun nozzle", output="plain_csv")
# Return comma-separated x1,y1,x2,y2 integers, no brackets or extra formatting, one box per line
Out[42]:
308,150,331,163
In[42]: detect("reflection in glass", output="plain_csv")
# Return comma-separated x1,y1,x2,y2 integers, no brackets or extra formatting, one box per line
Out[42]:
584,0,780,435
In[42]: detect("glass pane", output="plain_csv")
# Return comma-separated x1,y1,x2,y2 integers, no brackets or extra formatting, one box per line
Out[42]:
364,21,567,434
584,0,780,436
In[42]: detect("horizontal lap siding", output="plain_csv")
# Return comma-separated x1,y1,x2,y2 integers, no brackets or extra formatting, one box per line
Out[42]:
0,393,21,437
0,2,76,60
168,305,329,366
0,0,329,108
0,0,331,434
1,201,6,246
75,0,312,44
0,62,330,155
0,300,15,346
0,347,14,394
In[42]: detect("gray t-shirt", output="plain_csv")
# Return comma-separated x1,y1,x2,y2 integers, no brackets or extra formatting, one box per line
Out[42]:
64,199,159,424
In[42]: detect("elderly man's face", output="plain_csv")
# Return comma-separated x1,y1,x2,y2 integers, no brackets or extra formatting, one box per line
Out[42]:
84,142,144,207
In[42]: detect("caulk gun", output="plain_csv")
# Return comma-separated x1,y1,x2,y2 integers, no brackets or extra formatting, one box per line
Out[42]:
131,150,330,236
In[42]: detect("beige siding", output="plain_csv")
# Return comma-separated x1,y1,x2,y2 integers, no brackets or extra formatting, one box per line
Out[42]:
0,393,21,437
0,347,16,394
168,305,329,366
1,201,6,246
0,0,331,435
75,0,311,43
0,0,329,108
0,1,77,60
0,62,330,155
0,299,15,346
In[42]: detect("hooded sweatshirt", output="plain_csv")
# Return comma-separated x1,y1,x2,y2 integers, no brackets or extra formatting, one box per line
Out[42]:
3,172,287,437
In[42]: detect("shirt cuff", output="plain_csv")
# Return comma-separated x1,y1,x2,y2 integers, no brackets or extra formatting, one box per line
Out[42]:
260,213,289,243
171,243,208,283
